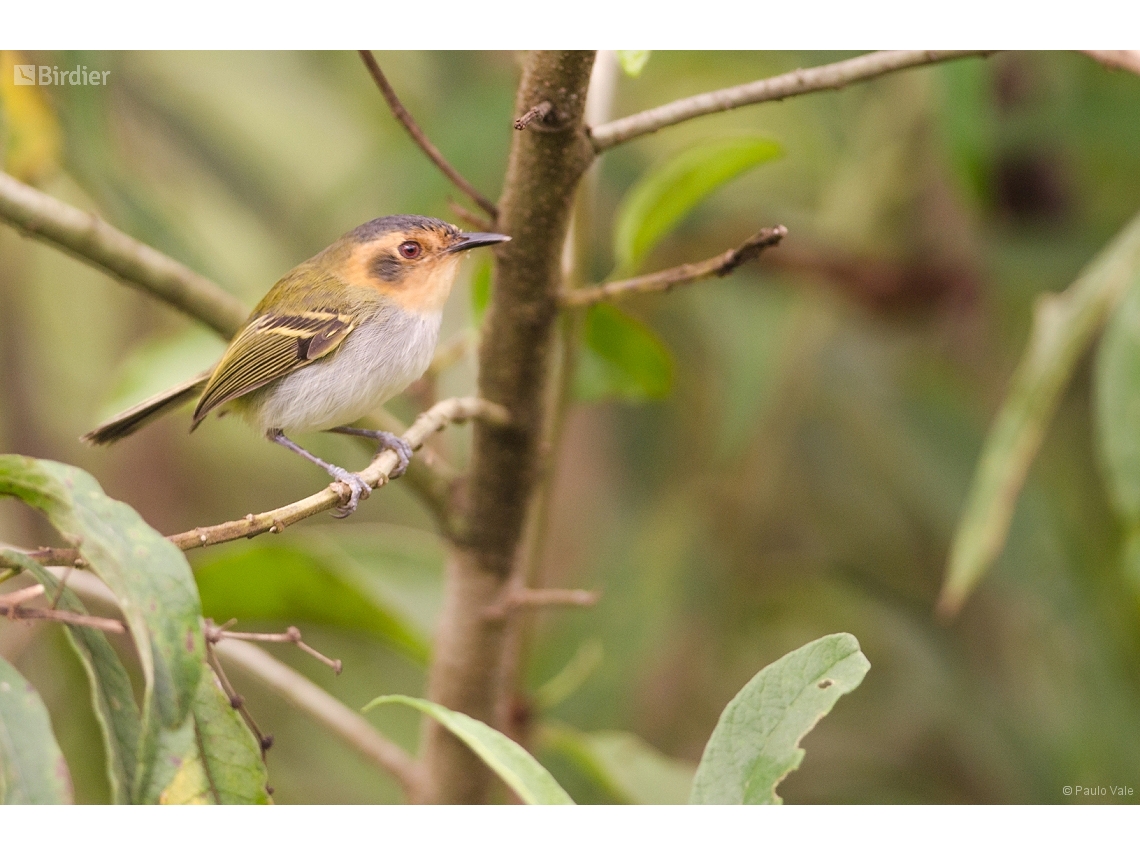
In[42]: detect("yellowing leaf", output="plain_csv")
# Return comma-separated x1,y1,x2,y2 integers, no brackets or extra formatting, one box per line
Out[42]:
0,51,61,183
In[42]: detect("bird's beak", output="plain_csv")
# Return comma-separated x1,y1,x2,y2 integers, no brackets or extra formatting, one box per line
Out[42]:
447,232,512,253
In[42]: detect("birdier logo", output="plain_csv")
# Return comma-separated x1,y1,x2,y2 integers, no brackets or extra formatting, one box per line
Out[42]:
13,64,110,86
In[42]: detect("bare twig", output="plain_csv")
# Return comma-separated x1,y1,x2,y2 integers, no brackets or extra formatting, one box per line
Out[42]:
359,50,498,219
0,584,46,608
0,171,247,337
206,621,343,675
446,198,494,233
1083,51,1140,76
562,225,787,307
3,398,505,569
204,640,274,757
54,569,422,799
0,601,126,633
215,638,422,797
484,587,600,619
513,101,553,131
167,397,506,552
589,50,991,151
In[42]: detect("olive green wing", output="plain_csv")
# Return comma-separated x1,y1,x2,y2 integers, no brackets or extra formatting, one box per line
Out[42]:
191,308,354,429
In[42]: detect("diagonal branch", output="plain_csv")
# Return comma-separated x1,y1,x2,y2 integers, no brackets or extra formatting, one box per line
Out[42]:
589,50,991,152
562,225,787,307
359,50,499,219
168,396,506,552
2,397,507,571
0,171,248,337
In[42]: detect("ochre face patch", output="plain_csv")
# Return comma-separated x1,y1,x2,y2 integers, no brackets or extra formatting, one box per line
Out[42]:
343,229,463,314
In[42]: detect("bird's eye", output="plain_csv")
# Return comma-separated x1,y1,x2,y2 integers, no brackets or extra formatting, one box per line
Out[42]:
398,241,422,260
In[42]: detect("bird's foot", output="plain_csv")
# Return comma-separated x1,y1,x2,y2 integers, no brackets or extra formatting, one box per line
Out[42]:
328,426,413,478
374,431,413,479
329,467,372,518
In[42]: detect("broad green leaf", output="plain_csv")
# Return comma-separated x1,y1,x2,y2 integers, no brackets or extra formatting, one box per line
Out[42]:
941,209,1140,616
364,695,573,805
689,633,870,805
469,258,492,327
613,135,783,273
617,51,650,77
142,669,270,805
0,656,73,804
1,550,140,803
193,526,437,665
97,326,225,423
540,724,694,804
575,303,674,402
0,456,204,801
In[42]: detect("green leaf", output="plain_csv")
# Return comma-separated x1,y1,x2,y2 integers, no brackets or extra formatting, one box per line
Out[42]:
1,550,140,804
364,695,574,805
540,724,694,804
193,526,437,665
143,669,270,805
469,258,492,327
0,656,73,804
96,326,225,423
613,135,783,273
575,303,674,402
0,456,204,799
941,209,1140,616
617,51,650,77
689,633,870,805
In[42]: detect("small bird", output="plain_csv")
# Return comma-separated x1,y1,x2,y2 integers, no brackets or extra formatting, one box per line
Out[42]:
83,215,509,516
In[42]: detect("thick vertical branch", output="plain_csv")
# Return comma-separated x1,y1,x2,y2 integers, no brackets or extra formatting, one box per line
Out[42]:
416,51,596,804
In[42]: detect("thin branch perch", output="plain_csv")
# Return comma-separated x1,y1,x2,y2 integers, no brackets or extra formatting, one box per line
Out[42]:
167,397,506,552
0,171,248,337
562,225,787,306
589,50,991,151
2,397,505,569
359,50,499,219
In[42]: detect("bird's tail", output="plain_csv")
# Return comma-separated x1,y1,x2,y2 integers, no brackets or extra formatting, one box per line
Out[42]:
81,369,213,446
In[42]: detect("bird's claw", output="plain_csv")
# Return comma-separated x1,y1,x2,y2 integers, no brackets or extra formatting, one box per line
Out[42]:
329,468,371,518
376,431,413,479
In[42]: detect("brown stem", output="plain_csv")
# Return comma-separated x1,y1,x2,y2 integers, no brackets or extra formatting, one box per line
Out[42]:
359,50,499,219
416,50,597,805
562,225,787,306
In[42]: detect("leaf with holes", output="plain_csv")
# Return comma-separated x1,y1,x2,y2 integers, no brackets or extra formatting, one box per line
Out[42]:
0,455,204,803
143,669,269,805
689,633,869,805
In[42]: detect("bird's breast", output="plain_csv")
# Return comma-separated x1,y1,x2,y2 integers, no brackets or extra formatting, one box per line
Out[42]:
245,304,442,433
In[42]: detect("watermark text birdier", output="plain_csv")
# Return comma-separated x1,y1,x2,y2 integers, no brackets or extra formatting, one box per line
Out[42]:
13,64,109,86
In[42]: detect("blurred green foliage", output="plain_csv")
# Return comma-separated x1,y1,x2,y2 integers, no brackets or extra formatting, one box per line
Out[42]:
3,50,1140,804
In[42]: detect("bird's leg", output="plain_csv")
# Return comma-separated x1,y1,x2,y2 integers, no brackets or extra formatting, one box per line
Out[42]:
267,429,371,518
327,426,413,479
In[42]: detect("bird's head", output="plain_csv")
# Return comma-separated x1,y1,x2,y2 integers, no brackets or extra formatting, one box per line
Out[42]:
339,215,509,314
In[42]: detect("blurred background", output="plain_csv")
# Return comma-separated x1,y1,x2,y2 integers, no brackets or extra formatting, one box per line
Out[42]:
2,50,1140,803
